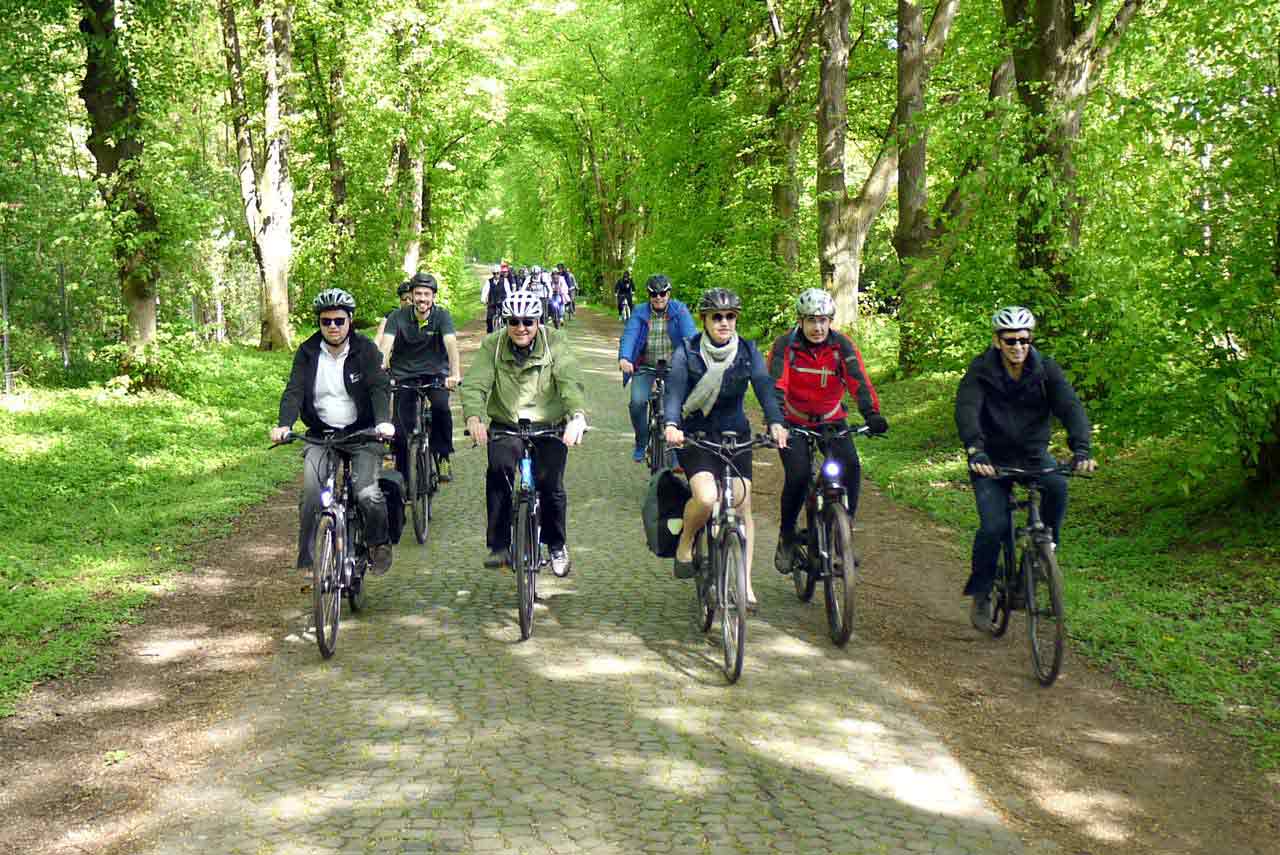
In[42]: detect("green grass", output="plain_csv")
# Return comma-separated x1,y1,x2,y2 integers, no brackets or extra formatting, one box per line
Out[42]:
855,355,1280,768
0,345,302,715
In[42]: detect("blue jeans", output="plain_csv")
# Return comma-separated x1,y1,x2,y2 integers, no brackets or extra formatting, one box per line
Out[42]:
964,450,1067,597
628,372,655,451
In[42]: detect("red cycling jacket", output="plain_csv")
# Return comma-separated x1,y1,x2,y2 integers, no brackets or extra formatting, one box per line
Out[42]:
767,328,880,426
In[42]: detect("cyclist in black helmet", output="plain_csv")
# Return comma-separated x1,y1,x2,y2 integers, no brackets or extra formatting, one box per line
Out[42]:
618,274,697,462
956,306,1096,632
272,289,396,577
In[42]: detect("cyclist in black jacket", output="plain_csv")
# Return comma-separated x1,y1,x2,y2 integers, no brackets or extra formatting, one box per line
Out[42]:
955,306,1096,632
272,289,396,576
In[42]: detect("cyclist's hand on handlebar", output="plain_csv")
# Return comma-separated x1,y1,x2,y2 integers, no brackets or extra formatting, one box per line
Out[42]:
769,422,789,450
968,451,996,477
1072,454,1097,473
562,414,588,447
866,413,889,435
446,375,461,391
665,424,684,447
375,422,395,441
618,358,635,375
270,426,291,444
467,416,488,446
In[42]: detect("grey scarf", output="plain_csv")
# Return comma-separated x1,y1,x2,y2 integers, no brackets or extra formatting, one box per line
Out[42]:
682,333,739,419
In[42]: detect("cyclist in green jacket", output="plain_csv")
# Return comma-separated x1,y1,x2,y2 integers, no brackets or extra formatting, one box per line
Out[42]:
462,290,589,575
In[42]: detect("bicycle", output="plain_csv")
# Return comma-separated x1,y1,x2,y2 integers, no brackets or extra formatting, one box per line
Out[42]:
982,462,1082,686
619,298,632,321
393,376,447,545
273,428,386,659
636,360,671,475
681,431,775,683
491,420,574,640
786,421,872,646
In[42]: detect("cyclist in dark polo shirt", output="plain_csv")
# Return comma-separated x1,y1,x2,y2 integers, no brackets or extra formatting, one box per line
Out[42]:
377,271,462,482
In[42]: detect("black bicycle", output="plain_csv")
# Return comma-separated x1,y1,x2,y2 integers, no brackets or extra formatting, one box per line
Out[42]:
983,462,1082,686
637,361,670,475
786,422,872,646
492,420,573,640
681,431,775,683
394,377,447,545
274,429,386,659
619,297,632,321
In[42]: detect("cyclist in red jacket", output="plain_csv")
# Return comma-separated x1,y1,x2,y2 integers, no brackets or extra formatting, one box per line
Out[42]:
767,288,888,573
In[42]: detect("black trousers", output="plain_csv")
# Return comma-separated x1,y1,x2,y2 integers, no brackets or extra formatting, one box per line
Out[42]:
777,430,862,537
392,378,454,478
297,442,388,567
485,433,568,552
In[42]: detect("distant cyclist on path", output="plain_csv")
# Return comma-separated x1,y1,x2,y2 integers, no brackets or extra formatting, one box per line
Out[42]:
618,274,697,463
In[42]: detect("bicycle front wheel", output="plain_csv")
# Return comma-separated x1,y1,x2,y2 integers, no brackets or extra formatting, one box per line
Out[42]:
514,499,536,640
823,505,857,646
793,516,817,602
693,528,714,632
312,515,342,659
409,440,429,544
718,529,748,683
1026,542,1066,685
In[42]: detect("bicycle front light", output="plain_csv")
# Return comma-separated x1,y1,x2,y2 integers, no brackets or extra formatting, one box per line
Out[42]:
823,460,842,479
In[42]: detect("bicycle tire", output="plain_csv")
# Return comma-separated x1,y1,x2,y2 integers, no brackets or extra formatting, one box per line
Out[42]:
990,543,1014,638
719,529,748,683
693,528,714,632
823,504,857,646
312,515,341,659
514,499,536,640
793,515,817,602
409,440,428,544
647,408,666,475
347,513,368,613
1026,542,1066,686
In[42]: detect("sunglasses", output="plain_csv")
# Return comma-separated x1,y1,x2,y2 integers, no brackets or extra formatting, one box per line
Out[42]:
506,317,537,328
709,312,738,323
319,317,347,328
1000,336,1032,347
650,291,671,298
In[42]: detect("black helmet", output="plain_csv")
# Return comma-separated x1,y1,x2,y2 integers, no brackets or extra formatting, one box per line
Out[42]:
409,271,438,292
698,287,741,313
313,288,356,314
646,274,672,295
396,280,413,297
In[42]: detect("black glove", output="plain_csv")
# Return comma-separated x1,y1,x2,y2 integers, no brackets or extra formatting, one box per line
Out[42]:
865,413,889,435
968,451,992,469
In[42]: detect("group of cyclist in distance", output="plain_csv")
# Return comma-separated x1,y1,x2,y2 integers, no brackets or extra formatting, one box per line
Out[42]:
271,260,1096,633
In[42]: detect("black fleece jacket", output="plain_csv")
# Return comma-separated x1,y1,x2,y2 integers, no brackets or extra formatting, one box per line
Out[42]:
955,346,1091,464
277,331,391,435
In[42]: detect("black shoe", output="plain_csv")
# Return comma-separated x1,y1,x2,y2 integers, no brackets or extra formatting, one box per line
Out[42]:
369,544,393,576
774,537,796,574
970,593,994,633
673,556,697,579
484,548,510,569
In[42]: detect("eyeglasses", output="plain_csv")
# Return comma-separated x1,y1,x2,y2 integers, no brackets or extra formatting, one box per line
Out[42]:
319,317,347,328
650,291,671,298
506,317,537,328
1000,336,1032,347
710,312,738,323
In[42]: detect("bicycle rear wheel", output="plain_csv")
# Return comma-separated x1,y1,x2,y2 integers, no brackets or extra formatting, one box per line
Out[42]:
347,514,368,613
647,410,666,474
409,439,429,544
823,505,857,646
1026,542,1066,685
312,515,341,658
692,528,714,632
793,513,818,602
990,544,1014,638
514,499,536,640
718,529,748,683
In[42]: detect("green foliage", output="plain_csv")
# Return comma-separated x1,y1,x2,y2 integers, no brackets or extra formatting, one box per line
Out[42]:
0,344,299,715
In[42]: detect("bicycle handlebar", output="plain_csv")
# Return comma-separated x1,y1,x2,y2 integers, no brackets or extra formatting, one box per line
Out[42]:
788,422,873,442
270,427,388,450
681,432,777,457
990,461,1086,480
391,377,449,391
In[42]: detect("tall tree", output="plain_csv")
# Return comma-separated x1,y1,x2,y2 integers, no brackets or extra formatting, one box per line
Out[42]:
219,0,295,351
78,0,161,347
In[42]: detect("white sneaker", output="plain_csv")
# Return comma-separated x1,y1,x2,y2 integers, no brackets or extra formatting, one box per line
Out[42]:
550,546,571,578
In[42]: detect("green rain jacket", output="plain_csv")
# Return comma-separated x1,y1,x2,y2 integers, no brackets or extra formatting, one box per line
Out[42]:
461,326,588,426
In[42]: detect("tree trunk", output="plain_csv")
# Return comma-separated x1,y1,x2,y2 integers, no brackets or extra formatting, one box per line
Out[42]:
770,109,802,272
817,0,855,317
401,154,424,275
894,0,932,374
304,29,350,255
78,0,160,348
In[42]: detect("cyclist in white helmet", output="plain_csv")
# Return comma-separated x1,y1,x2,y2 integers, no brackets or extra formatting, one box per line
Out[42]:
461,288,589,576
956,306,1096,632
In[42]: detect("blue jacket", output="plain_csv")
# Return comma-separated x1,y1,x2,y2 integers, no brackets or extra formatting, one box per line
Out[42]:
664,333,785,436
618,299,697,384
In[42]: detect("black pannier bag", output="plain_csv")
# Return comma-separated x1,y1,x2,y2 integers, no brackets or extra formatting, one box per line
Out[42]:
642,467,691,558
378,469,406,545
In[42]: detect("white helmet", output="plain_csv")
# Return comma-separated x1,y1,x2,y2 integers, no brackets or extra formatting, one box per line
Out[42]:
796,288,835,318
501,289,543,319
992,306,1036,332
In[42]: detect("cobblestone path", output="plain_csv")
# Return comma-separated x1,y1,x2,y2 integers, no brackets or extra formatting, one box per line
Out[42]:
134,312,1039,855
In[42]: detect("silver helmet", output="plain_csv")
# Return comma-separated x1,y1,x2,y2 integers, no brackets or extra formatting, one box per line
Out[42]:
796,288,835,318
992,306,1036,332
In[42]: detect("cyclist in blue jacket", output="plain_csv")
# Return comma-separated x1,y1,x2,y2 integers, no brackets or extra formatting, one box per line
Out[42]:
618,275,697,463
